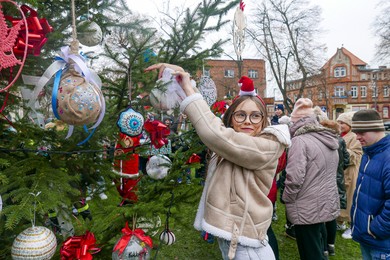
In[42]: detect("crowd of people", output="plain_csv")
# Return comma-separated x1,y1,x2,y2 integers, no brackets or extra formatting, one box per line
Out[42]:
145,63,390,260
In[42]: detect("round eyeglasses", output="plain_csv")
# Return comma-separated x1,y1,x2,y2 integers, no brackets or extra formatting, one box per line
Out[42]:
233,111,264,124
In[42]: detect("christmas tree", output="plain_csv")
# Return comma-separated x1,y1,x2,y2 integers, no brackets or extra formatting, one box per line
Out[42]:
0,0,239,258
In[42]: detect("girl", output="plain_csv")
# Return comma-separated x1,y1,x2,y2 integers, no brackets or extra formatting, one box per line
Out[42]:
145,63,290,260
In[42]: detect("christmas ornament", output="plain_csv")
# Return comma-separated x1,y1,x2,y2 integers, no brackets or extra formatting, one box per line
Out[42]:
77,20,102,47
146,155,171,180
233,0,246,60
55,70,103,126
143,119,170,149
60,231,100,259
11,226,57,260
72,199,92,220
6,4,53,57
136,216,162,237
211,100,228,118
149,68,187,111
198,76,217,106
113,133,141,178
0,194,2,211
0,0,28,93
159,229,175,245
117,107,144,137
112,222,153,260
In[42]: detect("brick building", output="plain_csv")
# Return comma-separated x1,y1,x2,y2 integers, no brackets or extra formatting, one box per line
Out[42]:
198,59,267,101
286,47,390,121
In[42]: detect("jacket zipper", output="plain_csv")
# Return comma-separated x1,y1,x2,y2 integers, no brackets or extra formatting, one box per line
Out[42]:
352,157,370,234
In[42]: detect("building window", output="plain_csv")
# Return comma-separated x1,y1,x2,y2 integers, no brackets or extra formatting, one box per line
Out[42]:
224,69,234,78
351,86,358,98
334,67,346,77
361,86,367,98
334,86,345,97
361,74,367,80
383,107,389,118
203,69,210,77
352,106,367,111
384,85,389,97
248,69,258,79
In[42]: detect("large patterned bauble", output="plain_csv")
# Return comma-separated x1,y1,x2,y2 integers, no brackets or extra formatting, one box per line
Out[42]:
11,226,57,260
56,71,103,126
146,155,171,180
77,20,103,47
159,230,176,245
112,236,152,260
117,108,144,137
198,76,217,106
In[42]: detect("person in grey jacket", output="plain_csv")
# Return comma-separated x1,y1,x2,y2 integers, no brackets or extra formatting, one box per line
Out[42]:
145,63,291,260
282,98,340,260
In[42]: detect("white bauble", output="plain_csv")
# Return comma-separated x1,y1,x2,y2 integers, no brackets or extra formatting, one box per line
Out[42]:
159,230,176,245
112,236,152,260
77,20,103,47
11,226,57,260
146,155,171,180
198,76,217,106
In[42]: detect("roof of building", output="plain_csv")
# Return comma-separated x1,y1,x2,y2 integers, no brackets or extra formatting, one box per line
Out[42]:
321,47,367,69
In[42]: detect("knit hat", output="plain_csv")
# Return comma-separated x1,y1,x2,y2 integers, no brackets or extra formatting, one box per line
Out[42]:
351,109,385,132
234,76,265,107
275,104,284,113
336,111,355,127
290,98,314,122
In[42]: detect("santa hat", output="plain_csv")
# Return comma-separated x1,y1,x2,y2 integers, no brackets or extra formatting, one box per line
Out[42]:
235,76,265,107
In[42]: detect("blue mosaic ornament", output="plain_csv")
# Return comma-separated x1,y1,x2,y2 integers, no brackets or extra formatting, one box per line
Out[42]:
117,108,144,137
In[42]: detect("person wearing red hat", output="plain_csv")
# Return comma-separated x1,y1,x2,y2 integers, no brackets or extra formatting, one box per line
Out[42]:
145,63,291,260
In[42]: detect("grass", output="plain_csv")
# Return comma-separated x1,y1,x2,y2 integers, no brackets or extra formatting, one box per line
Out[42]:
153,187,362,260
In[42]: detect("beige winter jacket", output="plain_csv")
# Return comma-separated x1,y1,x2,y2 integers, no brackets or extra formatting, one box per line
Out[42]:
338,131,362,222
180,94,290,255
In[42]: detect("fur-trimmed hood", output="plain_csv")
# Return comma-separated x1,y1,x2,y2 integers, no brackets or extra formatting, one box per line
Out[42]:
291,116,339,151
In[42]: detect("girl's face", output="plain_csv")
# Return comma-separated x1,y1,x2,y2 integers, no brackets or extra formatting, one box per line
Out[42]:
231,99,264,136
338,121,351,134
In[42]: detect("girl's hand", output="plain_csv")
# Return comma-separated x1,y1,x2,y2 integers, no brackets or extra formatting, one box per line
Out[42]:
144,63,185,79
144,63,195,96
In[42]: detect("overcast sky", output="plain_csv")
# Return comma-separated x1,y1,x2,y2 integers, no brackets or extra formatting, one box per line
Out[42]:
128,0,383,67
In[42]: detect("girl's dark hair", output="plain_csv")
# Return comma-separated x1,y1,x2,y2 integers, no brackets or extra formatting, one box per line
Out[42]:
222,96,269,131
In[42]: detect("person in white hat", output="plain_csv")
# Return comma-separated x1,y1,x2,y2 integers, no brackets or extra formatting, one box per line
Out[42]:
336,111,363,239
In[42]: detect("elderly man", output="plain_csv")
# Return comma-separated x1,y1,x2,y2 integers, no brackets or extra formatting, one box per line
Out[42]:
350,109,390,260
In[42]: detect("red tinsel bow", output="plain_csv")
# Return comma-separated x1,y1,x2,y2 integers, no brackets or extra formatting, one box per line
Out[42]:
5,5,53,57
186,153,201,164
113,222,153,255
143,119,170,149
60,231,101,260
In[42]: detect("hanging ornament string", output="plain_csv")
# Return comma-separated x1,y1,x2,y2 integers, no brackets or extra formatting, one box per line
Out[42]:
28,191,41,227
153,191,174,260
